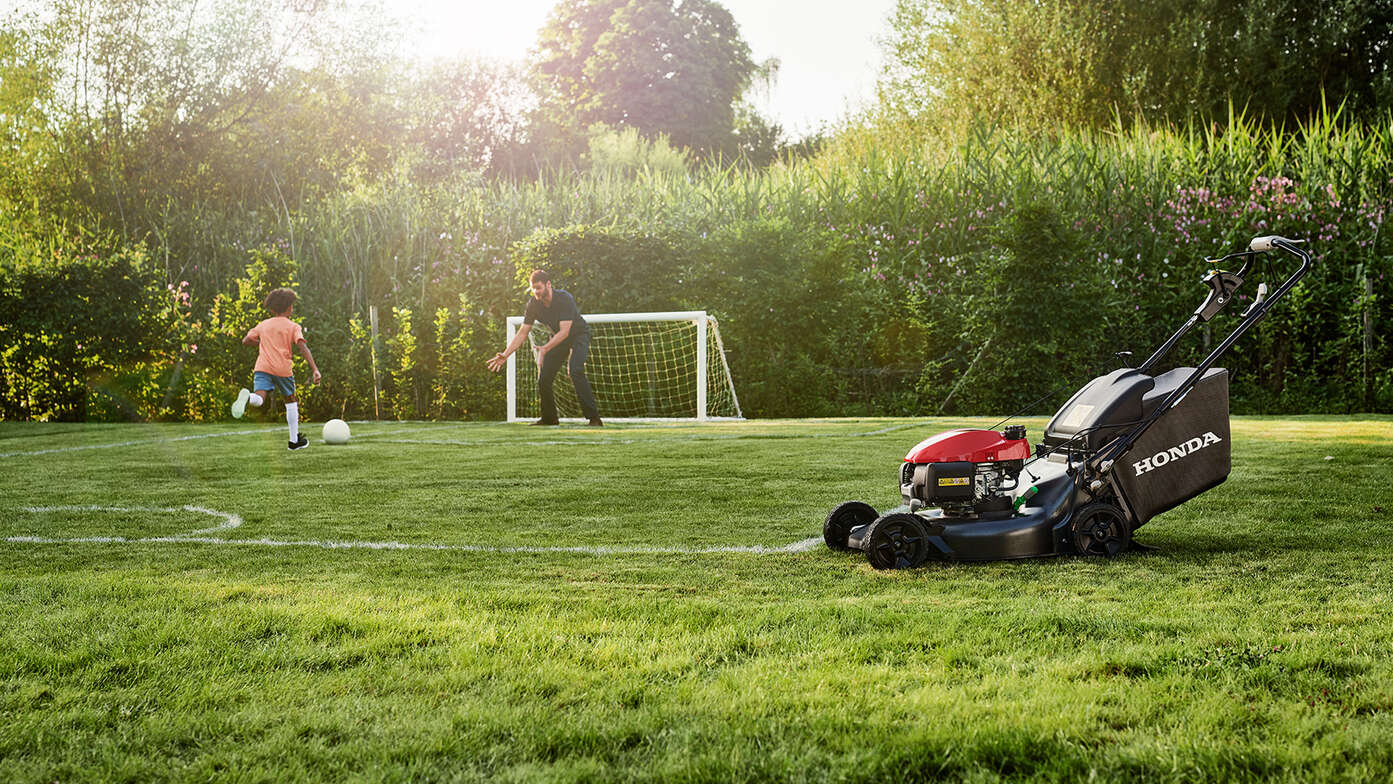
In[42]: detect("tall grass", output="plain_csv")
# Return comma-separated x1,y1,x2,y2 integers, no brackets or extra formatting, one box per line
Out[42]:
74,108,1393,420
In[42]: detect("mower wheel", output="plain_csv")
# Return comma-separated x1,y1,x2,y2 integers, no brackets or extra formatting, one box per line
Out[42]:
824,501,878,551
864,513,931,570
1070,503,1132,557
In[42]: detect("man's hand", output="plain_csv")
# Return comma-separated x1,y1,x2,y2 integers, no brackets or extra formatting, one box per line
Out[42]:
311,369,322,385
535,346,547,368
486,352,507,373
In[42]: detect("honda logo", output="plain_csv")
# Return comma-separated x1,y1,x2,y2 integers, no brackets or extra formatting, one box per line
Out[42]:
1132,432,1223,476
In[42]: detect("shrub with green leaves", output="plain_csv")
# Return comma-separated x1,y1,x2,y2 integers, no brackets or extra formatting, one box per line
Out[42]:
0,240,166,421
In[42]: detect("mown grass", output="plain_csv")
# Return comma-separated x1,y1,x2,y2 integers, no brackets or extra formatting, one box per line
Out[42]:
1,416,1391,782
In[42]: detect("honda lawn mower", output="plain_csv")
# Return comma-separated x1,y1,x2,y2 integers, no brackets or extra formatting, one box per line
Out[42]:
825,235,1312,569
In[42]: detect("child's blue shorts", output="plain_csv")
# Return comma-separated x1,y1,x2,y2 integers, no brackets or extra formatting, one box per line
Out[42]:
253,371,296,396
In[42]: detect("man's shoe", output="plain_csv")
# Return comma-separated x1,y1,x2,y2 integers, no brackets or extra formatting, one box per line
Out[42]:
231,388,250,419
288,435,309,450
588,417,604,427
529,418,559,426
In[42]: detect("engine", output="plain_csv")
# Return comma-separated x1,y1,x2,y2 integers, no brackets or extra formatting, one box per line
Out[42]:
900,426,1031,518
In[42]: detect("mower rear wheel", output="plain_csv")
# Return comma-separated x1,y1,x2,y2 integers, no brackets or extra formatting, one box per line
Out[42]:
824,501,878,551
864,513,931,570
1070,503,1132,557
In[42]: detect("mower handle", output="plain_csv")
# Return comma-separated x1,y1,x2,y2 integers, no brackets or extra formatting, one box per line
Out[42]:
1140,235,1308,372
1097,235,1312,469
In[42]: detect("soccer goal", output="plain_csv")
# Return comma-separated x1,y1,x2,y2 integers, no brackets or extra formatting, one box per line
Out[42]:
505,311,743,422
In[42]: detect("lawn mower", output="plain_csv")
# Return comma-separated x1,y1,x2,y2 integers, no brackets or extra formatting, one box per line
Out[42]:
825,235,1312,569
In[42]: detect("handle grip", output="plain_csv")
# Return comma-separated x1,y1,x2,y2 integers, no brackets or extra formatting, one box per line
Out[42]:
1249,235,1304,252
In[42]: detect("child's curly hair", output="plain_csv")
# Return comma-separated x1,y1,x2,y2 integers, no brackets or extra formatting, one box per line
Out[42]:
265,288,297,314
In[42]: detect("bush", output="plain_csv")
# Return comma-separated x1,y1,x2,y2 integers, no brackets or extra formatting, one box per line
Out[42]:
0,245,166,421
691,218,878,417
509,224,691,313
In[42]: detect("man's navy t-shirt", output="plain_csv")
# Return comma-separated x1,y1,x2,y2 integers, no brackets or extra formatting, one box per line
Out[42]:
523,289,588,340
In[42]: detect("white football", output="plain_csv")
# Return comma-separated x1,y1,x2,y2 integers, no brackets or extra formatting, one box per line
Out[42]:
322,418,351,445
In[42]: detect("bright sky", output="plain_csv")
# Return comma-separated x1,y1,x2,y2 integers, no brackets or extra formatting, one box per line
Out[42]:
389,0,898,136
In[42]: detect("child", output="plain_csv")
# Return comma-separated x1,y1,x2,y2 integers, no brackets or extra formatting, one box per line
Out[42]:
231,287,322,450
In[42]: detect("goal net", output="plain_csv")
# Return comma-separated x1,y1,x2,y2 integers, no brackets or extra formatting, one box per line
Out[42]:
506,311,743,422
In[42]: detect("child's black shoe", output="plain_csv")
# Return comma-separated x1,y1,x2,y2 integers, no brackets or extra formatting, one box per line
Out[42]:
288,435,309,450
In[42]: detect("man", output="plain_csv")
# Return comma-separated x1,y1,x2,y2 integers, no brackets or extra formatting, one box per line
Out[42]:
487,269,602,426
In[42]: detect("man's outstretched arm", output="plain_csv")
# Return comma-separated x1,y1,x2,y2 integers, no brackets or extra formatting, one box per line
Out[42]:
487,323,532,372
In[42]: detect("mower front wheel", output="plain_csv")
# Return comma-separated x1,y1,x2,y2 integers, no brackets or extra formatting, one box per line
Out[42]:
824,501,878,551
1070,503,1132,557
864,513,932,570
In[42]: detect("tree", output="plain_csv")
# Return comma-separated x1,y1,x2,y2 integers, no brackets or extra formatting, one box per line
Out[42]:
0,10,65,218
878,0,1393,131
21,0,401,227
529,0,758,159
404,58,536,180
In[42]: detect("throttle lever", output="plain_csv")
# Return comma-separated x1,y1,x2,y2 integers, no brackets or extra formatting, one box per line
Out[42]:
1240,282,1269,317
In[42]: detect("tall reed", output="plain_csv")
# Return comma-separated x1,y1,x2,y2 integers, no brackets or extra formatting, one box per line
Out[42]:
109,108,1393,420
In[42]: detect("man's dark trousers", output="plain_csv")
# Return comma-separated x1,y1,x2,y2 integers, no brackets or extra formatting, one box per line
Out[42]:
537,331,599,422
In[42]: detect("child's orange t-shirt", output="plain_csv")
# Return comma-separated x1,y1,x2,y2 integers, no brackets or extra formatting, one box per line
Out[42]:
249,316,304,377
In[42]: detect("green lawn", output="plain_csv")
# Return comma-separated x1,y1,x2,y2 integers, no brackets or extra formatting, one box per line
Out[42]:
1,416,1391,783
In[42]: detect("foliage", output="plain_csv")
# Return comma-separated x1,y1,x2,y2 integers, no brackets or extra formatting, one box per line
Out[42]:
508,224,692,313
689,219,876,416
879,0,1393,132
0,240,165,421
1,0,1391,421
529,0,758,160
404,59,537,181
34,0,393,217
929,202,1109,414
583,125,691,177
0,15,59,211
5,110,1389,421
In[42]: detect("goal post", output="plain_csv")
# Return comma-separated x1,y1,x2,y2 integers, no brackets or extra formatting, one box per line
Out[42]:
505,311,743,422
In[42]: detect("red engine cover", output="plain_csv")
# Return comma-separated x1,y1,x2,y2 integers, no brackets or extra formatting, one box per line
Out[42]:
904,428,1031,464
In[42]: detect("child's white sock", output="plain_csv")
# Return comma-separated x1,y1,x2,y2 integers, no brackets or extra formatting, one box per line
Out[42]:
286,402,299,441
249,393,264,407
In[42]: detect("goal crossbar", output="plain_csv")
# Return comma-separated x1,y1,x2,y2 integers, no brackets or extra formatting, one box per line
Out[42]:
505,310,743,423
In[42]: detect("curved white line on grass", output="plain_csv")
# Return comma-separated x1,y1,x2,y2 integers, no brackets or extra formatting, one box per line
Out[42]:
7,506,821,556
0,428,283,459
20,504,243,534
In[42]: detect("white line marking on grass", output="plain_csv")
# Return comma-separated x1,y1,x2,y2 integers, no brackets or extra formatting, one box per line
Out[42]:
7,506,822,557
350,424,476,439
370,422,931,449
0,421,927,458
376,437,643,447
0,428,283,459
20,504,244,534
